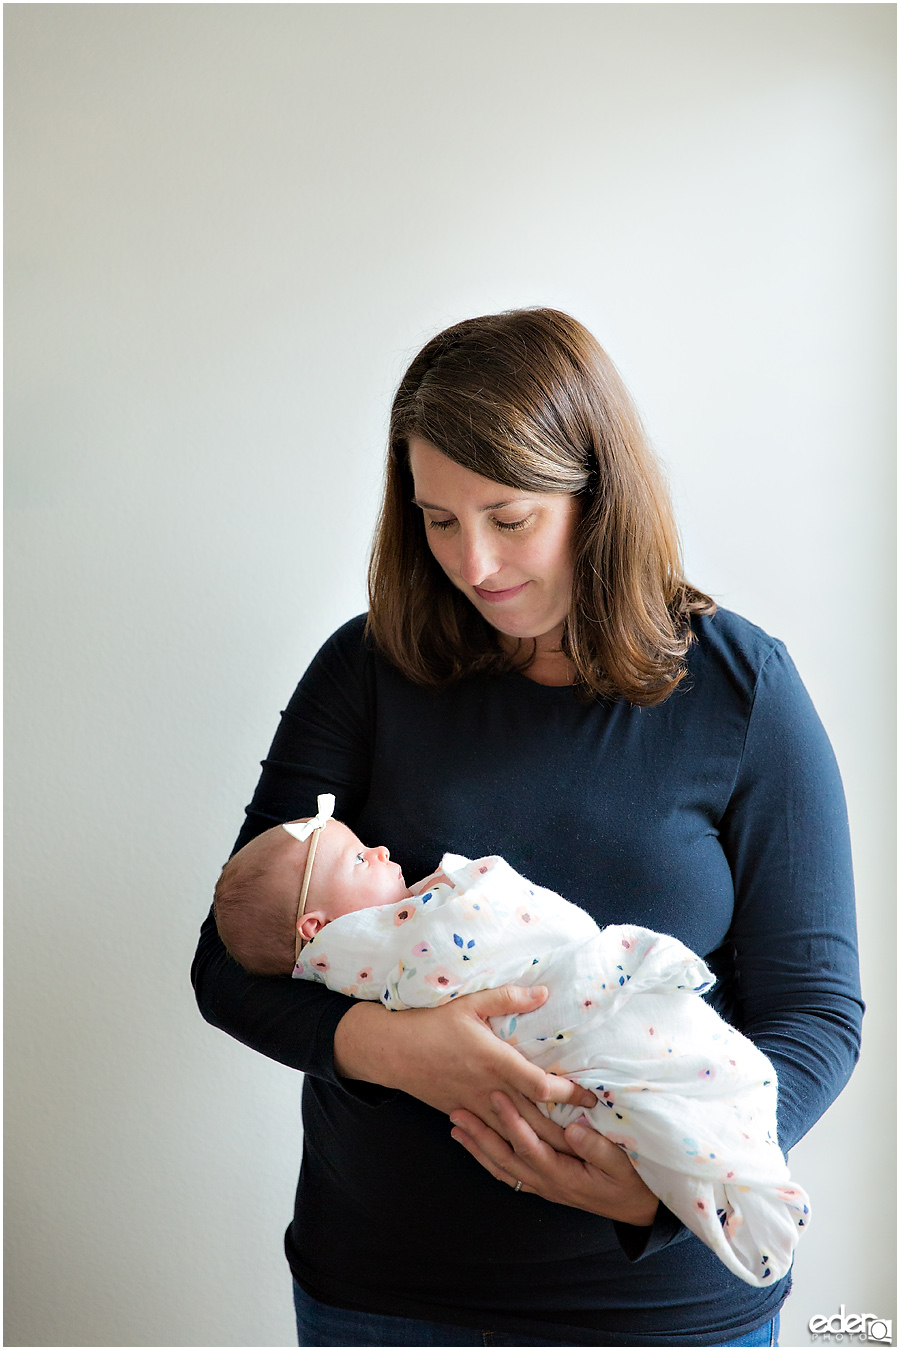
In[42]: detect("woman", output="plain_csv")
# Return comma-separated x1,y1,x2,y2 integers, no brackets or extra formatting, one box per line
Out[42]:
192,309,863,1347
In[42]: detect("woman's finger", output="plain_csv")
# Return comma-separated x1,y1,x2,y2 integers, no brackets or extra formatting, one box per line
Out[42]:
491,1090,579,1155
512,1061,597,1111
564,1122,634,1176
450,1125,534,1194
489,1092,574,1162
564,1123,659,1225
450,1108,547,1183
537,1074,598,1111
492,1048,597,1113
453,1103,560,1186
449,1107,522,1165
466,984,549,1019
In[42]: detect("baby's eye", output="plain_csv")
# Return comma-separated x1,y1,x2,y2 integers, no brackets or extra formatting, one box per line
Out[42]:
354,852,365,865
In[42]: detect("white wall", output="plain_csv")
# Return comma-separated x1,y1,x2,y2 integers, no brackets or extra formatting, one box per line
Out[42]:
5,5,894,1346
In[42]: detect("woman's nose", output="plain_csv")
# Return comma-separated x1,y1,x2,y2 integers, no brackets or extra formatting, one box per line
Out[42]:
457,532,499,586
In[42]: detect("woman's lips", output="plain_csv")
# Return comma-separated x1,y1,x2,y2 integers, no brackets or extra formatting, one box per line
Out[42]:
472,581,529,603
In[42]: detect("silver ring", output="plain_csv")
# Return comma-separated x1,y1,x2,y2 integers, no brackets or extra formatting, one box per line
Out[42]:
514,1180,523,1193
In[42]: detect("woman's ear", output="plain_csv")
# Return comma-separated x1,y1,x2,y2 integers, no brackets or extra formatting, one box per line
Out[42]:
298,912,326,943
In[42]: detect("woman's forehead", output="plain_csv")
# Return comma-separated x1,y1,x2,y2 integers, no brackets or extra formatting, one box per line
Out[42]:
408,437,537,504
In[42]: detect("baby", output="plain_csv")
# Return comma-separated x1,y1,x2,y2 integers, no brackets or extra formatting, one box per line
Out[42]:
213,795,810,1288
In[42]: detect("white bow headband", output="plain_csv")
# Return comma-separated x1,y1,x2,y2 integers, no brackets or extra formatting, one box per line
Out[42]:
283,793,335,962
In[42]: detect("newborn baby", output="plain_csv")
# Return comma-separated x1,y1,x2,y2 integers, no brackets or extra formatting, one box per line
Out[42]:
214,795,809,1287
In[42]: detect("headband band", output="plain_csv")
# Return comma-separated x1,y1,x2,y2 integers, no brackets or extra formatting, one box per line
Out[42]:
283,793,335,963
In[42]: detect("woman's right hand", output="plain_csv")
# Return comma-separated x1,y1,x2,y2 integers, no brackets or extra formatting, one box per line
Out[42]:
333,984,596,1121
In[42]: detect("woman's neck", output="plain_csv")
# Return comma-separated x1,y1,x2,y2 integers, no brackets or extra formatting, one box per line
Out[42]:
499,628,577,687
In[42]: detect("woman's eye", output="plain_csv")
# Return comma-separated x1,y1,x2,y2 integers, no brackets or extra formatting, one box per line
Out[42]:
426,515,531,533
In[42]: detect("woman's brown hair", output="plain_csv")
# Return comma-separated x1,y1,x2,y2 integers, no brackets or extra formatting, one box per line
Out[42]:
367,308,714,706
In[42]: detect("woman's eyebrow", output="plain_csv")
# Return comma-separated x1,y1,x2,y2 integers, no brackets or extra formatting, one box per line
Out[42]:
412,497,524,512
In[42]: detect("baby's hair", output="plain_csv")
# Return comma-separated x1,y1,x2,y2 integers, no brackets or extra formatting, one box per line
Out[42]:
213,830,301,977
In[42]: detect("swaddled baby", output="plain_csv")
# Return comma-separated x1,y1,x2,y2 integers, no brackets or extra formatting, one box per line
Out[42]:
214,795,809,1287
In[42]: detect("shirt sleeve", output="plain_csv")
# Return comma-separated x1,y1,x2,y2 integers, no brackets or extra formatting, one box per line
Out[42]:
616,639,863,1265
191,619,393,1101
716,641,864,1152
613,1203,689,1261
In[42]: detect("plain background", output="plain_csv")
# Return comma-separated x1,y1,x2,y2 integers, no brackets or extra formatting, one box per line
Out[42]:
4,5,895,1347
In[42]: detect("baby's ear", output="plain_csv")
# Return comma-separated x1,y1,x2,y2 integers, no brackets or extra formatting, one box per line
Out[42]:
298,912,326,943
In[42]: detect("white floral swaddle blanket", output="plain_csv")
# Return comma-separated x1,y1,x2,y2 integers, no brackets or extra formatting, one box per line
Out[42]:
293,852,809,1286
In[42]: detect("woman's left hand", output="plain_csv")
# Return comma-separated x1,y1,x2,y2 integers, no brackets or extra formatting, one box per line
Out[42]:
450,1091,659,1227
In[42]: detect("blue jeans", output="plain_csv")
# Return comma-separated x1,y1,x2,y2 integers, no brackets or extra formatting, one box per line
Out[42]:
293,1281,779,1346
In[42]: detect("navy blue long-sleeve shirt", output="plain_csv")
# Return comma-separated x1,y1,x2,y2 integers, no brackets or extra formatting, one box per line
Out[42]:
192,608,862,1345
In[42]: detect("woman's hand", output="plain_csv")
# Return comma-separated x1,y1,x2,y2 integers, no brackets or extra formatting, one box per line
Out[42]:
333,985,597,1120
449,1091,659,1227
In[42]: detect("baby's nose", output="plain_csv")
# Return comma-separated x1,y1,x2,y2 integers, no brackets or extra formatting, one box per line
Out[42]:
370,845,390,863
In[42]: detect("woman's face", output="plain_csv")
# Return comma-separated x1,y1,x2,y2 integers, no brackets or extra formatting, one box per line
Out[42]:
407,437,579,648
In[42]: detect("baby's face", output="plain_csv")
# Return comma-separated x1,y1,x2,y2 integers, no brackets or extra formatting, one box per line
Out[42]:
306,820,410,922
